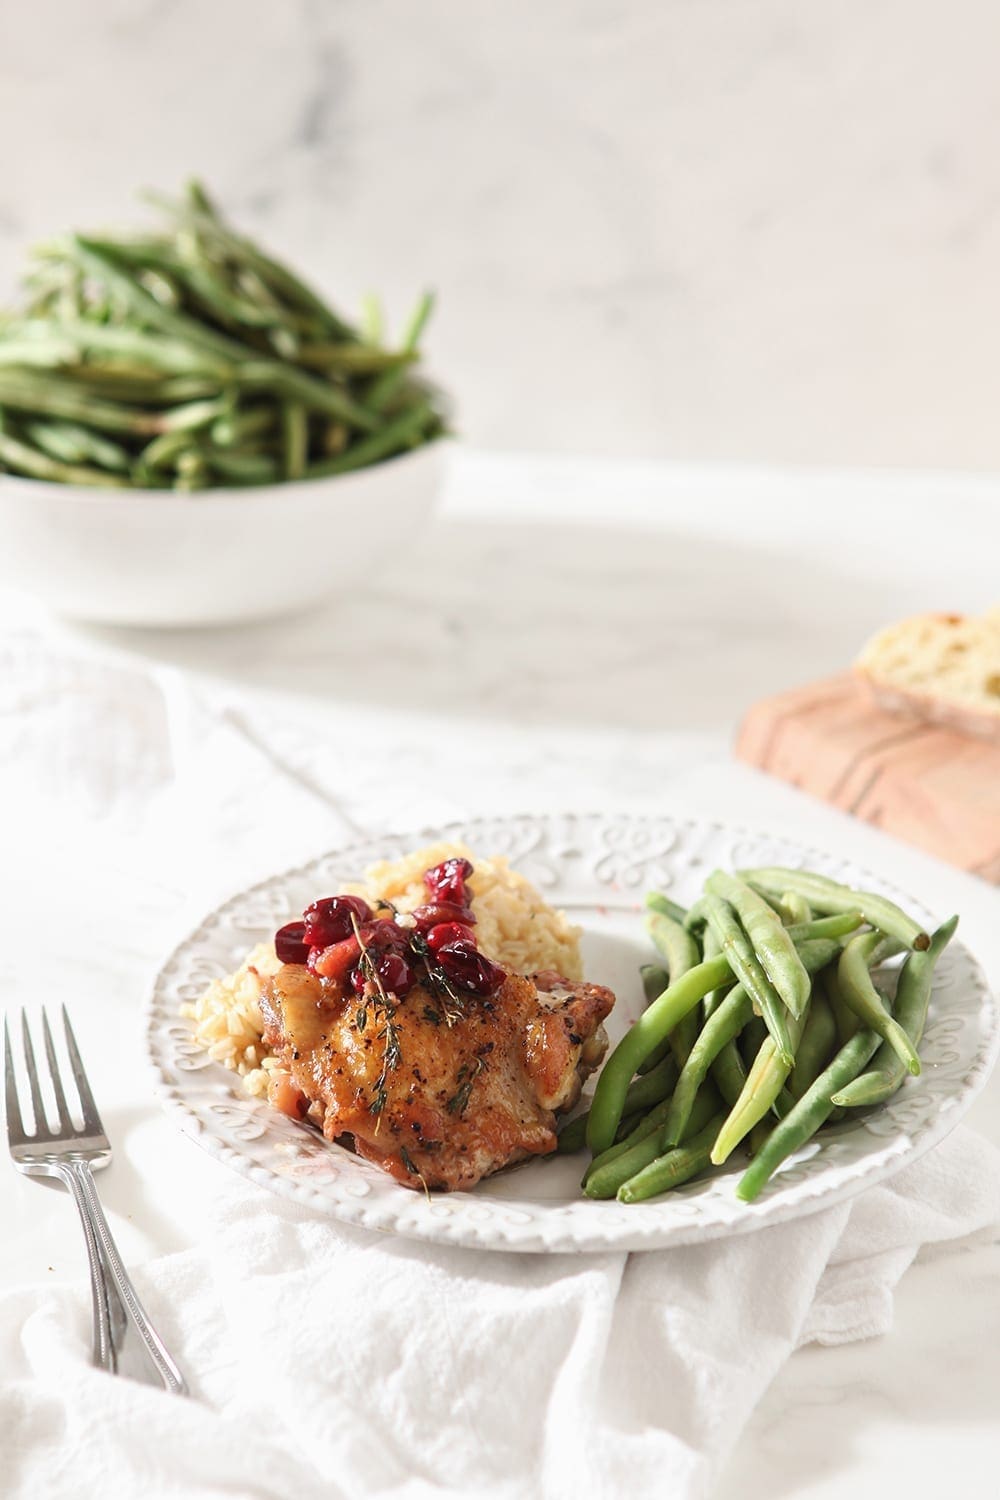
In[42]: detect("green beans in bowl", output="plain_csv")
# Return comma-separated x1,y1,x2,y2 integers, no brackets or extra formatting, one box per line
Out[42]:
0,182,449,624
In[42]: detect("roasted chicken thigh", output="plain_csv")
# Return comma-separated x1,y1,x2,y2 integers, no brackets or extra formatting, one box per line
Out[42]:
259,960,614,1192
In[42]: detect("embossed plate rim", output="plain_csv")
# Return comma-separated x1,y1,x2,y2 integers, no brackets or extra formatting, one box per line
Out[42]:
146,812,999,1253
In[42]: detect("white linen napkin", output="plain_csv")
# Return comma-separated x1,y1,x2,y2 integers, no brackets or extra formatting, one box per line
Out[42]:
2,1130,999,1500
2,640,999,1500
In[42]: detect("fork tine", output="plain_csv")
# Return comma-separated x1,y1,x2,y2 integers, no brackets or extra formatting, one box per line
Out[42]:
21,1011,49,1137
61,1006,103,1134
4,1016,24,1140
41,1008,73,1134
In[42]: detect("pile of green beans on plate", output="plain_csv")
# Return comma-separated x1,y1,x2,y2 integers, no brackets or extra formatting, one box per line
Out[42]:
0,181,446,490
558,865,958,1205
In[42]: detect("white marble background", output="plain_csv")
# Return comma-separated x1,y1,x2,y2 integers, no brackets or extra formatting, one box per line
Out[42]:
1,0,999,469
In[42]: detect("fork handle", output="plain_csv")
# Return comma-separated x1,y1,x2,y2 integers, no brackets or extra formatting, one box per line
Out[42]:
56,1164,118,1374
69,1161,189,1396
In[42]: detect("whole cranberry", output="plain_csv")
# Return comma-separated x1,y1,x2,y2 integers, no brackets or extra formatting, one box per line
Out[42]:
435,941,504,996
376,952,415,996
424,857,474,906
274,920,310,964
360,919,409,952
426,921,477,951
412,901,476,933
302,895,373,949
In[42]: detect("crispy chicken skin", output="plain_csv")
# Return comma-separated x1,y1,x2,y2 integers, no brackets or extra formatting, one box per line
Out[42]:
258,962,614,1192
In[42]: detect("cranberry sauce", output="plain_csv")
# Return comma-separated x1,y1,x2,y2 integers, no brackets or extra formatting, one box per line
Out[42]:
274,858,503,1002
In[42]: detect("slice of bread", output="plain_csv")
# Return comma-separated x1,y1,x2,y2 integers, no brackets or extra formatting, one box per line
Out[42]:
855,609,1000,744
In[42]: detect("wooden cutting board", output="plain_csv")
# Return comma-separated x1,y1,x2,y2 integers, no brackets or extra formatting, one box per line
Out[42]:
735,673,1000,883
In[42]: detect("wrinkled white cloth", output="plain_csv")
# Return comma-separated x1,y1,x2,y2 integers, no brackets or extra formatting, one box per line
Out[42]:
2,636,999,1500
3,1134,1000,1500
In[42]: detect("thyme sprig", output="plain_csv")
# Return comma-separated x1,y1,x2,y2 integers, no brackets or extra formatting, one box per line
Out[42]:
351,914,403,1121
408,930,467,1026
446,1056,485,1117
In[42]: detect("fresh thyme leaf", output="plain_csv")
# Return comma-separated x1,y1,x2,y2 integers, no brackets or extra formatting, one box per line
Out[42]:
400,1145,417,1175
422,1005,441,1026
356,1007,368,1032
446,1056,484,1117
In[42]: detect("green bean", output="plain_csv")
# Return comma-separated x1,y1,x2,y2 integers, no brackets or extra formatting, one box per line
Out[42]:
174,448,210,491
69,236,250,363
644,911,701,1065
635,963,674,1075
741,1014,768,1068
585,953,731,1153
788,982,839,1101
584,1084,719,1200
211,408,275,446
296,343,416,374
281,402,307,480
158,397,227,433
136,428,197,474
772,1085,797,1119
1,318,232,377
682,895,711,931
741,867,930,951
171,182,356,338
783,912,864,944
614,1109,645,1143
302,400,438,477
555,1114,590,1154
367,291,436,412
0,370,161,434
556,1053,678,1154
706,870,811,1019
360,293,383,344
401,290,436,351
617,1111,727,1203
710,1040,749,1109
640,963,668,1003
22,419,130,472
665,983,753,1146
665,936,839,1149
0,427,130,488
837,931,921,1076
703,895,794,1066
777,890,812,926
644,892,688,925
169,255,309,333
736,1029,882,1201
582,1097,676,1181
645,910,700,979
231,359,378,429
201,446,279,485
832,916,958,1108
710,995,811,1165
700,924,727,1016
747,1117,772,1157
83,373,221,404
1,192,444,498
0,338,81,367
825,965,860,1046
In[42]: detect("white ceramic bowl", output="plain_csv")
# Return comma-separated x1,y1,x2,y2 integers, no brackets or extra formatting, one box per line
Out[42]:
0,440,448,626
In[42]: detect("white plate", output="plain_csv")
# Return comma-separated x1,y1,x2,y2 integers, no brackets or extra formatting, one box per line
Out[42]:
147,813,998,1253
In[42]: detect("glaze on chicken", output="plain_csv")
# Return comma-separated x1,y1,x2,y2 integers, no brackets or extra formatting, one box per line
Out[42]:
259,961,614,1192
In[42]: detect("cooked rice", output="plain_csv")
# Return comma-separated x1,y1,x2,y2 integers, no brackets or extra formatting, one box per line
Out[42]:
182,843,582,1099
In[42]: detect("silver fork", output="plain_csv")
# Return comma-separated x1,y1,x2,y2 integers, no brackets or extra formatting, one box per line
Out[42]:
4,1007,188,1395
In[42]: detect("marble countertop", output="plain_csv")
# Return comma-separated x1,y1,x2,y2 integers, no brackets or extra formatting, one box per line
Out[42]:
2,448,999,1495
3,1,1000,471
